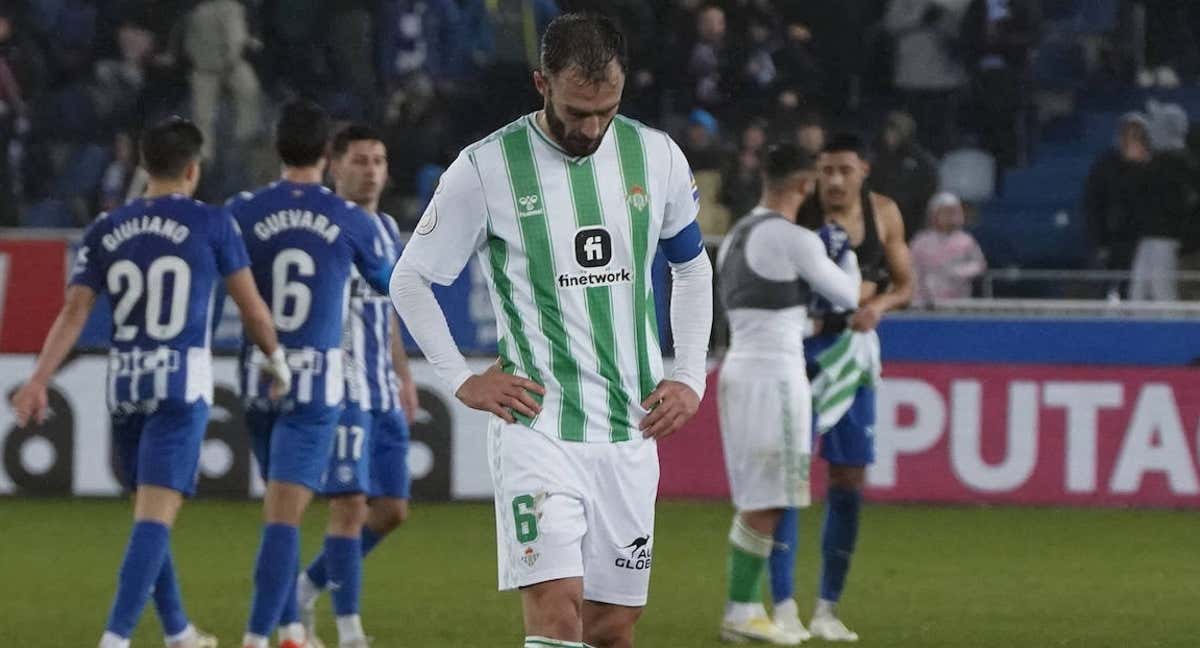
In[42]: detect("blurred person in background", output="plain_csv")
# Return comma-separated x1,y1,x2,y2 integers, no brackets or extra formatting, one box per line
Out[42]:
473,0,560,123
871,110,939,241
0,2,43,226
910,191,986,306
687,4,736,122
793,111,827,157
716,142,861,645
884,0,972,155
1131,101,1198,301
776,0,879,114
1083,112,1151,299
960,0,1041,169
721,118,769,220
795,133,913,642
182,0,261,163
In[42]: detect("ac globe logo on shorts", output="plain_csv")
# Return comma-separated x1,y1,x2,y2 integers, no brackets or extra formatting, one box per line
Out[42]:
559,227,631,289
615,534,652,571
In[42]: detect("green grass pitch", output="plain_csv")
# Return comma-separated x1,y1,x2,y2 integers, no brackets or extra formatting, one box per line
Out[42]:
0,499,1195,647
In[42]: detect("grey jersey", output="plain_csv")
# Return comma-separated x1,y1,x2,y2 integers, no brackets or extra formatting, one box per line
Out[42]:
717,208,860,357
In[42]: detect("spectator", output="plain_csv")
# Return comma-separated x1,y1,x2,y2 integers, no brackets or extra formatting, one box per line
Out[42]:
884,0,972,154
686,4,736,121
0,4,44,226
910,191,987,306
377,0,462,93
182,0,261,161
720,118,769,220
1131,101,1198,301
324,0,378,120
871,110,940,240
93,18,157,130
99,131,136,212
1082,112,1151,297
682,107,725,171
960,0,1041,168
473,0,559,123
770,19,823,111
1134,0,1198,88
793,111,826,156
777,0,879,113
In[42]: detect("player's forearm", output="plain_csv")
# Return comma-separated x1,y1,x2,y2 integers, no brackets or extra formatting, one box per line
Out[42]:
667,252,714,400
241,303,279,356
867,276,914,313
29,286,95,386
389,313,414,384
389,259,473,394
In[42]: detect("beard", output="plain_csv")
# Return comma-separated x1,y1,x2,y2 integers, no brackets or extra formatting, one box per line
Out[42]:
545,97,607,158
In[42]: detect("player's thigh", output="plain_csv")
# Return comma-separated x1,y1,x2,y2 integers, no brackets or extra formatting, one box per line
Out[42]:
489,419,588,592
110,409,145,492
268,404,340,491
368,408,411,500
321,404,372,497
581,440,658,608
137,400,210,497
818,385,877,468
719,359,813,511
244,406,277,481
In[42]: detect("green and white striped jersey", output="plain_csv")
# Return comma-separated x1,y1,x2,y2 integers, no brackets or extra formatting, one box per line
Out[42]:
403,114,700,443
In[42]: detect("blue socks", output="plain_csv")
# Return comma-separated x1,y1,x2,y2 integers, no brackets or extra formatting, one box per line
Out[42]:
247,523,300,636
768,508,799,604
152,550,189,637
105,520,171,638
325,535,363,616
304,526,383,588
819,487,862,602
278,572,300,626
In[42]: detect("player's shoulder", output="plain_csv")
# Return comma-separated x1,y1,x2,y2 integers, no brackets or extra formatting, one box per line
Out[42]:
868,191,906,239
754,214,820,247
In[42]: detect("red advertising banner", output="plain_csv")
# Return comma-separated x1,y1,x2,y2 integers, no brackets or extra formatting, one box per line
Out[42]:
0,238,68,353
659,363,1200,508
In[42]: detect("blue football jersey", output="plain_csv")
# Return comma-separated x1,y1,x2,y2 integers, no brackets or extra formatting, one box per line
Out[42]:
69,194,250,408
344,211,404,412
228,181,392,408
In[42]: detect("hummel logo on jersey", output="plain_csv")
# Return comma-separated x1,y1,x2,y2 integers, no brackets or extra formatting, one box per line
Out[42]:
574,227,612,268
518,194,544,217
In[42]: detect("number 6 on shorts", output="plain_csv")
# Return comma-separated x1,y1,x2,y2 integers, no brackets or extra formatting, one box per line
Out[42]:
512,494,538,543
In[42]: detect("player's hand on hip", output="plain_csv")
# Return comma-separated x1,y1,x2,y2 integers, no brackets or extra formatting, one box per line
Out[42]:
456,363,545,424
640,380,700,440
11,381,49,427
400,379,421,425
849,302,882,332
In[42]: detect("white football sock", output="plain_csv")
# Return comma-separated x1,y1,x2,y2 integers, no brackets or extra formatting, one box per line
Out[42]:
165,623,196,646
297,571,321,609
278,622,306,643
99,632,130,648
815,598,837,618
241,632,269,648
336,614,365,641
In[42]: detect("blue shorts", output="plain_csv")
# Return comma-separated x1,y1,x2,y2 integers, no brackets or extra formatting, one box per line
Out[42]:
806,333,877,467
246,404,341,492
321,404,372,496
817,386,876,467
111,399,210,497
368,408,411,499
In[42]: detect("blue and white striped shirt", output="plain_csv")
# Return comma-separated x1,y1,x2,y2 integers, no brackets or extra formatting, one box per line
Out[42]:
344,211,405,412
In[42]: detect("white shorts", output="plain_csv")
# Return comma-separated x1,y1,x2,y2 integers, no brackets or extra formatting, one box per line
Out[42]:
718,355,812,511
488,420,658,607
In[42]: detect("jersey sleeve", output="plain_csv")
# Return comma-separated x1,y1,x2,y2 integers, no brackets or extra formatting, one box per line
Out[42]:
212,207,251,276
68,218,106,291
660,134,701,239
767,220,861,311
400,152,488,285
345,204,394,294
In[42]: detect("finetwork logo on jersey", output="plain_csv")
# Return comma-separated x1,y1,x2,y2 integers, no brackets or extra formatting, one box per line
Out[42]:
559,227,631,289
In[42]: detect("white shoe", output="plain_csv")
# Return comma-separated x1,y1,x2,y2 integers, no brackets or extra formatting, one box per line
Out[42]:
166,626,218,648
771,600,812,642
297,575,325,648
338,639,371,648
809,613,859,642
721,603,804,645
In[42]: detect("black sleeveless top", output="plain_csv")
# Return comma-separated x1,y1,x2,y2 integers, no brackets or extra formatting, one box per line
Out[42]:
797,185,889,285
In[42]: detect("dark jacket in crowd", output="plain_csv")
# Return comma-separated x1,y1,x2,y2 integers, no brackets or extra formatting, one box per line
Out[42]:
1082,149,1151,268
1144,149,1200,247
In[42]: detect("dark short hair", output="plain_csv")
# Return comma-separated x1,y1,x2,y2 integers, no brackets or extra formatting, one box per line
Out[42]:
763,142,815,186
540,13,627,83
822,132,868,157
276,99,331,167
331,123,385,158
140,116,203,179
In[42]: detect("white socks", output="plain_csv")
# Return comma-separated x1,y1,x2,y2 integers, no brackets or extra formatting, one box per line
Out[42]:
278,622,306,643
724,601,768,624
99,632,130,648
165,623,196,646
241,633,269,648
773,598,800,621
336,614,365,641
815,598,837,618
297,571,321,610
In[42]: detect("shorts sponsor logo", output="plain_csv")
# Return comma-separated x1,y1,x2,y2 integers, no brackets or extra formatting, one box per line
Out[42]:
615,534,652,571
336,464,355,484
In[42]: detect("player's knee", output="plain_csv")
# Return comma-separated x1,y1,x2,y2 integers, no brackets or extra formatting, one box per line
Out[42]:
828,465,866,491
584,605,641,648
328,494,370,535
523,583,583,638
369,498,408,534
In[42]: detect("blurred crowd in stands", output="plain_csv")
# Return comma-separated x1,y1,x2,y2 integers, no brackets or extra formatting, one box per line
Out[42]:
0,0,1198,300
